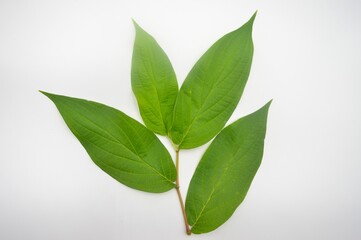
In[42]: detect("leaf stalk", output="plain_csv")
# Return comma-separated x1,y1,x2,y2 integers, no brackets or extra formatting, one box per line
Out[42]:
175,150,191,235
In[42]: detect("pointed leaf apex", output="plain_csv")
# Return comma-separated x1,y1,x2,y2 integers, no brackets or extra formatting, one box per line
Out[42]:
132,20,151,38
266,99,273,108
253,10,258,18
247,100,272,124
132,19,142,32
247,11,257,26
260,99,272,113
39,90,52,98
254,100,272,120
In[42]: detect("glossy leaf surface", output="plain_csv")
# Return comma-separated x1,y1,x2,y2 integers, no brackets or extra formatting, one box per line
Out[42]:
132,21,178,135
185,101,271,233
42,91,176,193
170,13,256,149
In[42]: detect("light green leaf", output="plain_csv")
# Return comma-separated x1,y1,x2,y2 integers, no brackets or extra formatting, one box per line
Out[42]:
185,101,271,234
131,20,178,135
41,91,176,193
170,13,256,149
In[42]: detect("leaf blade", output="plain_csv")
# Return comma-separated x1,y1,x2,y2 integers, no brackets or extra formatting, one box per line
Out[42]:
185,101,271,233
170,13,256,149
131,21,178,135
41,91,176,193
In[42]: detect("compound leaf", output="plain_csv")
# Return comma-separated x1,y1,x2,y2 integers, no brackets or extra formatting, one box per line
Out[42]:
185,101,271,233
41,91,176,193
132,20,178,135
170,13,256,149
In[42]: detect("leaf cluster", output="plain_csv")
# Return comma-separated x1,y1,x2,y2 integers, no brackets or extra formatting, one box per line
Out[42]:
41,12,271,235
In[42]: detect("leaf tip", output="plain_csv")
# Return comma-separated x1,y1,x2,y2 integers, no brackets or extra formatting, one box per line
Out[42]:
39,90,59,102
235,11,257,34
132,18,142,32
262,99,272,112
253,10,258,18
256,100,272,122
131,18,138,27
39,90,50,98
132,19,149,38
247,11,257,26
266,99,273,107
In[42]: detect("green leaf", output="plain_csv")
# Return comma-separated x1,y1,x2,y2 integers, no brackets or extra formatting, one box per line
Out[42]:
41,91,176,193
185,100,271,234
170,13,256,149
131,20,178,135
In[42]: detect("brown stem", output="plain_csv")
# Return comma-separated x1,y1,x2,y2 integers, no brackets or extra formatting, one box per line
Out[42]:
175,149,191,235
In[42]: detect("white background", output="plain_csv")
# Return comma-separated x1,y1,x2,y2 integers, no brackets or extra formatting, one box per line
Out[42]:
1,0,361,239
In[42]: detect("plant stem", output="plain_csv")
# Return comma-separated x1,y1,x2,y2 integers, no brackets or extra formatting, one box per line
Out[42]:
175,149,191,235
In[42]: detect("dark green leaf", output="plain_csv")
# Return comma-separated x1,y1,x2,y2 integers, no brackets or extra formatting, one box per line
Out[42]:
185,100,271,233
170,13,256,149
132,20,178,135
41,91,176,193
